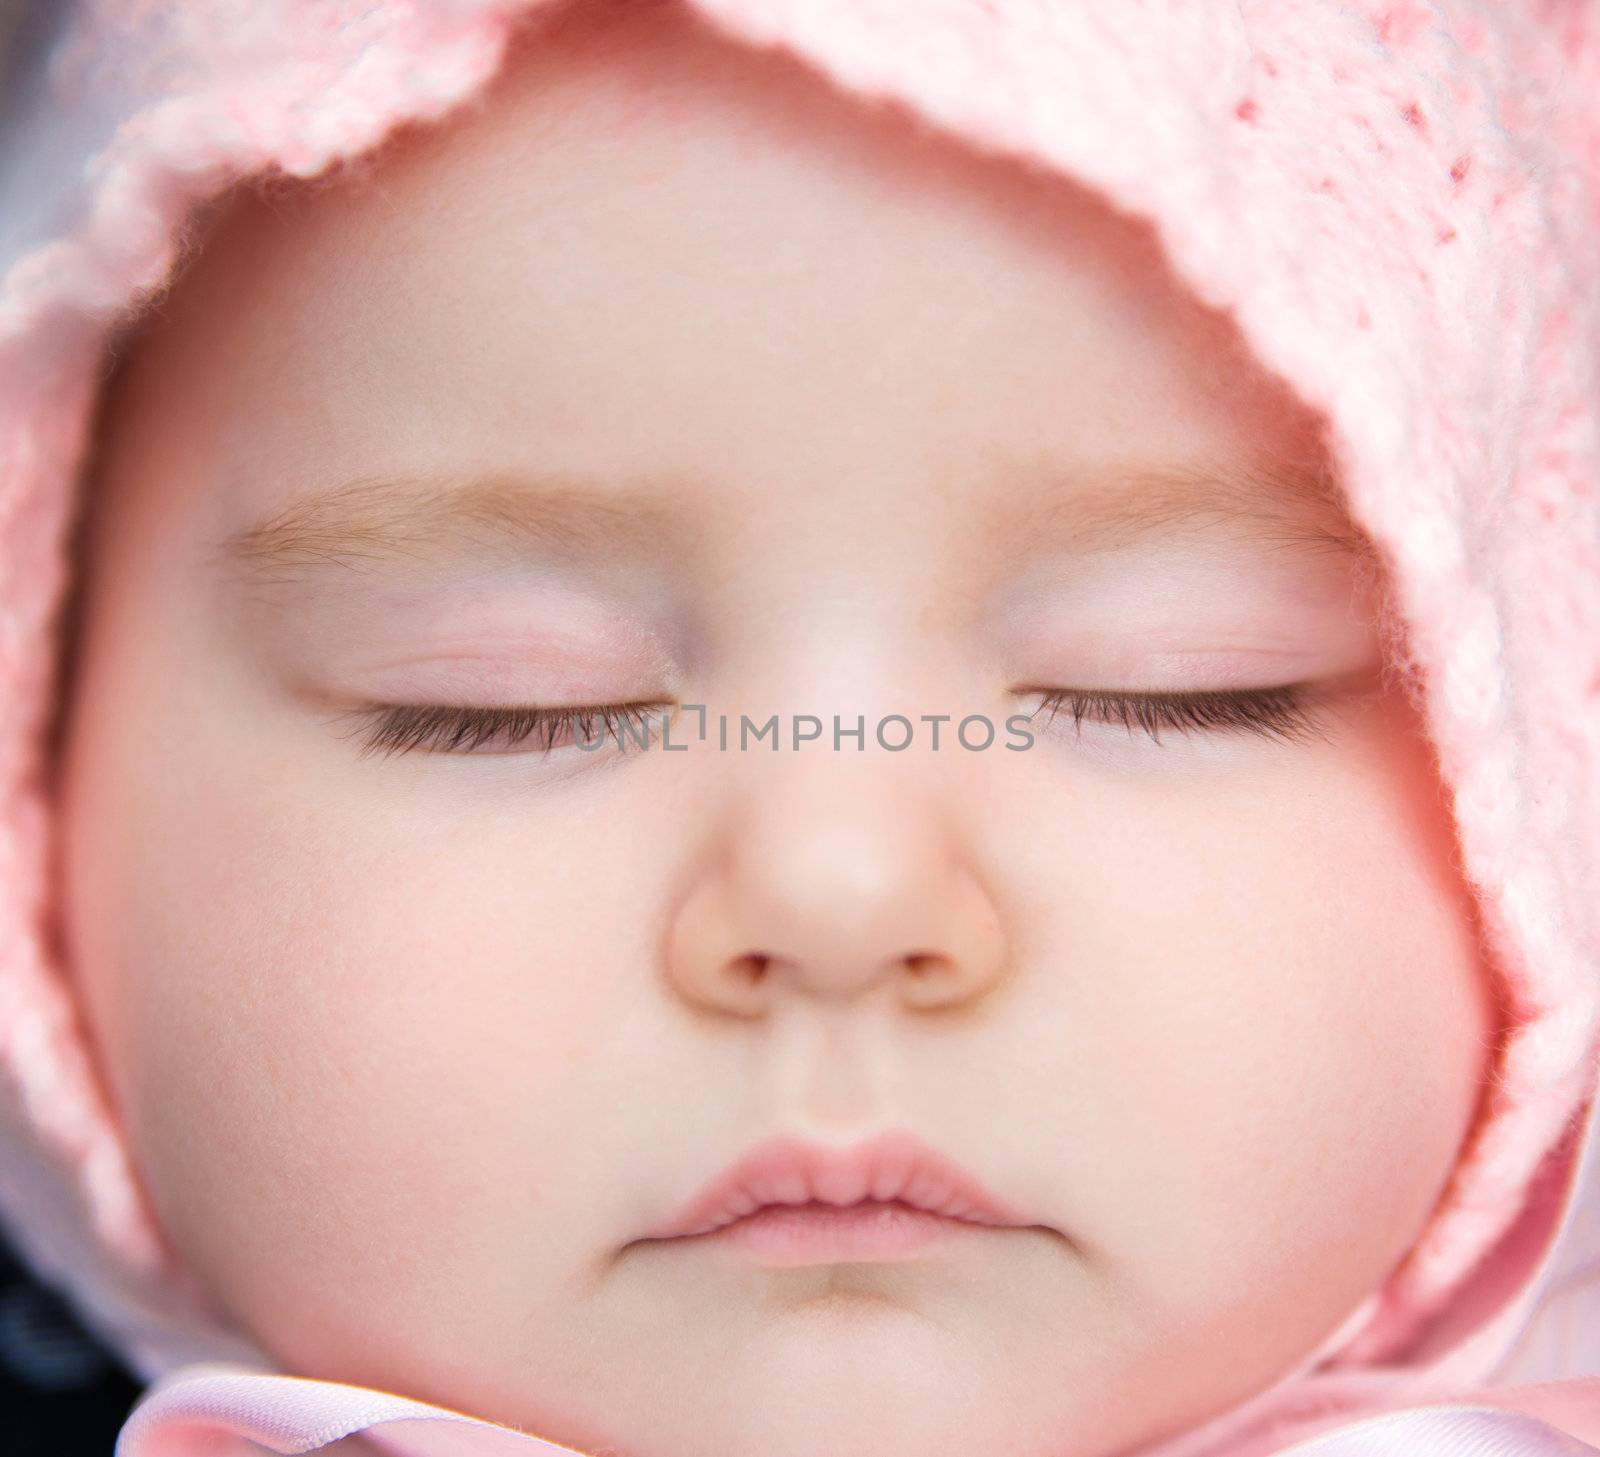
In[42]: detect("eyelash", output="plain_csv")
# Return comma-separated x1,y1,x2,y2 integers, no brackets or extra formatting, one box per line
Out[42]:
330,685,1326,759
1024,684,1328,747
328,702,668,760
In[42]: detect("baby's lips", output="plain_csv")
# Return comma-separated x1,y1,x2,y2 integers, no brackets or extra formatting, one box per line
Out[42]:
640,1127,1040,1241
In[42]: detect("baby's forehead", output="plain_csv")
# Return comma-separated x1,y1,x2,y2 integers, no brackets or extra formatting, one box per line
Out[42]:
97,0,1344,579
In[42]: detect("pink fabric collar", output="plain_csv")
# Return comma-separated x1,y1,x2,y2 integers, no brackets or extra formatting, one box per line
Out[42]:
113,1363,1600,1457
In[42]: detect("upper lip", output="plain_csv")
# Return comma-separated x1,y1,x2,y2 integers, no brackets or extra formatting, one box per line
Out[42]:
640,1129,1038,1240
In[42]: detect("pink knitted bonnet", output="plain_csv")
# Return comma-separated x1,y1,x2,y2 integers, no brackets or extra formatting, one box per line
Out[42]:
1,0,1600,1441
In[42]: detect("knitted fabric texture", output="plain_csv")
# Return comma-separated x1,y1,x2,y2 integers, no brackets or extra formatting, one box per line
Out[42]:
0,0,1599,1443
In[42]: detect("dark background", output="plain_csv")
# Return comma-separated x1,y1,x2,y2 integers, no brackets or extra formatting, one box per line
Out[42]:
0,1220,142,1456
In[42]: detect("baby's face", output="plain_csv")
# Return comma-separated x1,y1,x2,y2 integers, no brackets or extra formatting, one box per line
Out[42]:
56,4,1494,1456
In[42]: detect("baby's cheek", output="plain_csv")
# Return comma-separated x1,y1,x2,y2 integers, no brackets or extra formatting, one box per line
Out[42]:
977,693,1484,1381
1058,710,1491,1352
73,711,650,1369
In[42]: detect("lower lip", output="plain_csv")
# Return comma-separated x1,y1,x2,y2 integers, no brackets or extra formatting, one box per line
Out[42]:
698,1200,998,1265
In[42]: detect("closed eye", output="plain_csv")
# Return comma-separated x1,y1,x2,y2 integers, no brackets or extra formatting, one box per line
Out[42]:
1021,684,1332,746
321,684,1331,760
323,701,675,759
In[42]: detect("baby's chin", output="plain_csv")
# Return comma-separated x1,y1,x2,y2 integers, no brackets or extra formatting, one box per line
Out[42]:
251,1273,1297,1457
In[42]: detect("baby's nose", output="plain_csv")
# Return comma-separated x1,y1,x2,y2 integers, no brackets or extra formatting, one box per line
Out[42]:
662,754,1008,1016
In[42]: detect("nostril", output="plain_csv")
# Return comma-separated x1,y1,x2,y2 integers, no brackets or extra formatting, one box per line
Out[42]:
732,952,770,983
905,952,946,977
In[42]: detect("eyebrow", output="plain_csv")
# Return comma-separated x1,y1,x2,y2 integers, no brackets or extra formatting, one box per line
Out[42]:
210,455,1372,588
987,454,1373,563
209,471,692,586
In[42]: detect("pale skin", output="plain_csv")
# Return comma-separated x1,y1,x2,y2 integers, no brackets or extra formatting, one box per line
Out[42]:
53,2,1497,1455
